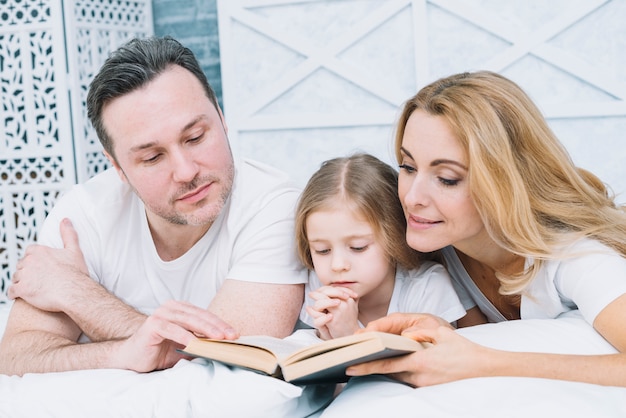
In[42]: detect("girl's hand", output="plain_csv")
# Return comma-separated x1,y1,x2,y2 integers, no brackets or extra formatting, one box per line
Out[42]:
306,286,359,340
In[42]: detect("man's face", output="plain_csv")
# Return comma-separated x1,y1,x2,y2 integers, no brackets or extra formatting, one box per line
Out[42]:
102,65,234,230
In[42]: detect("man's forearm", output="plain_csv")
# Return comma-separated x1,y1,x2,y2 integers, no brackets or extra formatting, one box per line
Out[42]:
0,329,122,376
61,275,146,341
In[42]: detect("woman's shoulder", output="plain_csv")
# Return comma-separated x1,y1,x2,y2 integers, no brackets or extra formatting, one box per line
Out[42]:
554,237,621,260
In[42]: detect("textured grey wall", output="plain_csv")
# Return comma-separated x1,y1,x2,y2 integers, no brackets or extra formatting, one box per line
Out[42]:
152,0,223,108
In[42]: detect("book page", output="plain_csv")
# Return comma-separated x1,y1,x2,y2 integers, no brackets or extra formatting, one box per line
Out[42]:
233,334,312,359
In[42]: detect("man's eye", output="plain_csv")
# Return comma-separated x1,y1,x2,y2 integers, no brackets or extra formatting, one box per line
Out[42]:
143,154,161,164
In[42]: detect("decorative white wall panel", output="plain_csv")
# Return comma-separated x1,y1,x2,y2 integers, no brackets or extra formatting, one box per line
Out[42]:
0,0,153,300
217,0,626,205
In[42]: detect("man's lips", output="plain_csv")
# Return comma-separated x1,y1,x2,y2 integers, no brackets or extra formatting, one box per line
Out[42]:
177,183,212,203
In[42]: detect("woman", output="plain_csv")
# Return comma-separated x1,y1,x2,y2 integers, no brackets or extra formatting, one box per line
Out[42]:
344,71,626,387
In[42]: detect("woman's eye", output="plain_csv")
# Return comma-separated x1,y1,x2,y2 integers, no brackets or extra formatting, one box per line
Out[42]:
439,177,460,186
399,164,416,174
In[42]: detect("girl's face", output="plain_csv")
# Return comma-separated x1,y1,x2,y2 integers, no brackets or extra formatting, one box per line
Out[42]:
397,110,485,254
306,204,395,299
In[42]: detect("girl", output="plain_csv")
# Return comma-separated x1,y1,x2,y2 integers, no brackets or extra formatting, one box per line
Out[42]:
295,153,465,340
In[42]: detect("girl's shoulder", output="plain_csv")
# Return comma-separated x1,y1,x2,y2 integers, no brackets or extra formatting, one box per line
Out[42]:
397,260,449,281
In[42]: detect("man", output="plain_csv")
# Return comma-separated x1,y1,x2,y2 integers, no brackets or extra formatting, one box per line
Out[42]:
0,36,307,375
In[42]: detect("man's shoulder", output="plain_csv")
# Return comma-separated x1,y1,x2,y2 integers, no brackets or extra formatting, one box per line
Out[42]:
53,168,134,219
70,167,126,197
237,158,296,188
232,158,300,204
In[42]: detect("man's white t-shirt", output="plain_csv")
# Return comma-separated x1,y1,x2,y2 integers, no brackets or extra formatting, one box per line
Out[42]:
38,158,308,314
300,261,466,327
443,239,626,324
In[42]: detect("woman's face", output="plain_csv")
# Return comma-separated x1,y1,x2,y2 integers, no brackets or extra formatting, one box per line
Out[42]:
397,110,485,253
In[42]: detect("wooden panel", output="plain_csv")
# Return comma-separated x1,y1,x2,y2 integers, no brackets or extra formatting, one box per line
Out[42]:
217,0,626,204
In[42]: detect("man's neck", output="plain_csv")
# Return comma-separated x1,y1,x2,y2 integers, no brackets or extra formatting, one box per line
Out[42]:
148,218,212,261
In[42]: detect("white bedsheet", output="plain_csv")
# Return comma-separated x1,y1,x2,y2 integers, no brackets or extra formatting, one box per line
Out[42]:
321,375,626,418
0,302,334,417
1,303,625,417
322,311,626,418
0,359,334,417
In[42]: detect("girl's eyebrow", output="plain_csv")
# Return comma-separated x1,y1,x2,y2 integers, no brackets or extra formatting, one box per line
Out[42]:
400,146,468,170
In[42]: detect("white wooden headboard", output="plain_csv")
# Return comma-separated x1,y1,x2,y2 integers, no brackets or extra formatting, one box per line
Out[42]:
217,0,626,203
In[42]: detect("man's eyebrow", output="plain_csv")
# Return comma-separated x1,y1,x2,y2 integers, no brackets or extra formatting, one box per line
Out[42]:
129,115,208,153
400,146,467,170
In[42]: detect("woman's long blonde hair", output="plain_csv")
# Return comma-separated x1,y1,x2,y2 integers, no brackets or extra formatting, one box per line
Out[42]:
395,71,626,294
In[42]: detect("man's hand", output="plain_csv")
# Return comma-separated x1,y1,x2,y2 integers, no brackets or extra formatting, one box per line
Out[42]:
9,218,90,312
112,300,239,372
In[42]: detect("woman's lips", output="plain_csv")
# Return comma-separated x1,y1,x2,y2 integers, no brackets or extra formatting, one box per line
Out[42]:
408,215,441,230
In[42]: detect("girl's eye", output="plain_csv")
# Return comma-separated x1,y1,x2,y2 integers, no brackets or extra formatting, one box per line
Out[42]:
351,245,368,252
314,249,330,255
188,135,202,143
398,164,416,174
439,177,460,187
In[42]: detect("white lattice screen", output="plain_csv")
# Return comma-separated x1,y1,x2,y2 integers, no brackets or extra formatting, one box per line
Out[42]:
217,0,626,198
0,0,153,301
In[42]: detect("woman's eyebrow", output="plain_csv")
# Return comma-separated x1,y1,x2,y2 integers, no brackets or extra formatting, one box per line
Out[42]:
400,147,468,170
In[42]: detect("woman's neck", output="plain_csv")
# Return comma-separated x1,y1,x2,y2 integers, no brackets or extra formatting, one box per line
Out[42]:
454,240,524,321
454,233,523,276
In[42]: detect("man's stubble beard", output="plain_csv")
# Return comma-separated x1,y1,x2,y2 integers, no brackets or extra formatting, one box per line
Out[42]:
131,164,235,227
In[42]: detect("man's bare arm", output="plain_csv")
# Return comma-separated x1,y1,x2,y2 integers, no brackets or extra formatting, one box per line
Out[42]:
209,279,304,337
0,299,109,375
0,298,239,376
9,219,146,341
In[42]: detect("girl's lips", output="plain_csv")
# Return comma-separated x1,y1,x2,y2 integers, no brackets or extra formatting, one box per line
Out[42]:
331,282,356,287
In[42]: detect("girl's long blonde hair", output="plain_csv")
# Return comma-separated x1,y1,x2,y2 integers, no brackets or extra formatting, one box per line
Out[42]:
295,153,424,272
395,71,626,294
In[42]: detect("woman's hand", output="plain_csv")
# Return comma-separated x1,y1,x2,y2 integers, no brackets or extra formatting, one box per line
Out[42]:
347,312,492,387
358,312,453,335
306,285,359,340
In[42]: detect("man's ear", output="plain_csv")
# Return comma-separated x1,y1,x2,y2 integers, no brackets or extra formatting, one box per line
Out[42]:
104,150,128,184
217,106,228,134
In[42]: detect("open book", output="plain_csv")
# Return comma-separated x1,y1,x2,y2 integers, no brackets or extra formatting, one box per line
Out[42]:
180,330,428,385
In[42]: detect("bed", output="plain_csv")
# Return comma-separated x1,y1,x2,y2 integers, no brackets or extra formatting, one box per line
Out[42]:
0,302,625,417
